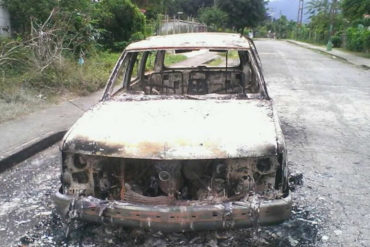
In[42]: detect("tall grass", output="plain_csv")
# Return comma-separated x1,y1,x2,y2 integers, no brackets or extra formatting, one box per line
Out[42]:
0,48,120,122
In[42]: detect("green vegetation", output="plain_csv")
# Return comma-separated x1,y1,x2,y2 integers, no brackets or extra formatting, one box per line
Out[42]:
164,54,187,67
198,7,228,31
206,57,224,66
0,0,268,122
342,0,370,21
255,0,370,54
337,48,370,59
95,0,145,51
196,0,268,34
0,45,119,122
0,53,119,122
224,50,239,59
0,0,146,122
217,0,266,34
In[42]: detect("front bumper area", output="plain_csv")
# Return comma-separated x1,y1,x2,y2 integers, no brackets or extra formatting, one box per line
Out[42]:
54,192,292,232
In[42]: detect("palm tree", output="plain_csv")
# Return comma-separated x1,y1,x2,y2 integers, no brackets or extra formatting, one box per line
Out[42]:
306,0,330,18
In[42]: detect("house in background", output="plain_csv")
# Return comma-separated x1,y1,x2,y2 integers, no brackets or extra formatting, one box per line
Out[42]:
0,1,11,37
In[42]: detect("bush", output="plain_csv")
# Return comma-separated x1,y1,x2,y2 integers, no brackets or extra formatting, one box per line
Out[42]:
96,0,145,51
345,26,370,52
1,46,119,99
331,35,342,48
26,52,120,95
255,26,268,38
129,32,145,42
0,38,29,72
363,30,370,53
198,7,228,31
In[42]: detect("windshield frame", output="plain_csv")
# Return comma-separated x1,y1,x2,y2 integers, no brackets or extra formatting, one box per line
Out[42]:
102,45,268,101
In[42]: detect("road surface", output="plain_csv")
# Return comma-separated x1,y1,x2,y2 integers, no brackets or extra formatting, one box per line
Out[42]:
260,40,370,247
0,40,369,246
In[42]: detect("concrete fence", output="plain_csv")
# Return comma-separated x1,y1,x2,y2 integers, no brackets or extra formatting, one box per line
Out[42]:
157,17,207,35
0,1,11,37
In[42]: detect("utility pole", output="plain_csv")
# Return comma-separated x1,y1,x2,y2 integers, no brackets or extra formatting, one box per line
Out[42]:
326,0,337,51
296,0,304,39
297,0,304,26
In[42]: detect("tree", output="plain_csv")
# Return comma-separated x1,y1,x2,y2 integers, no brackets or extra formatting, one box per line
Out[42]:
342,0,370,22
1,0,57,34
95,0,145,50
274,15,293,39
198,7,228,30
306,0,330,17
177,0,213,17
305,0,342,43
2,0,98,54
131,0,163,19
216,0,267,34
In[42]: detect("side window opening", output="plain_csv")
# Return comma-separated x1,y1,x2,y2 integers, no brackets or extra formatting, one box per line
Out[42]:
144,52,157,74
109,54,130,96
246,51,261,94
127,52,146,90
239,51,260,94
130,53,141,82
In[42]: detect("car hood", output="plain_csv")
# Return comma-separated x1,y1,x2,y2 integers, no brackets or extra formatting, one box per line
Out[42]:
62,99,278,159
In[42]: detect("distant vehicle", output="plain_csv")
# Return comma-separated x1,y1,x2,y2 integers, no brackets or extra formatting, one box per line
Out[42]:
54,32,292,231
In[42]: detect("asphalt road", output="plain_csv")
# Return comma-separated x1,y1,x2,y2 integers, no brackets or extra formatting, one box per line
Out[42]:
0,40,369,247
259,40,370,246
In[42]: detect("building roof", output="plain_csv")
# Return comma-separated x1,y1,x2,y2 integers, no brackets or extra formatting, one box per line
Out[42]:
126,32,251,51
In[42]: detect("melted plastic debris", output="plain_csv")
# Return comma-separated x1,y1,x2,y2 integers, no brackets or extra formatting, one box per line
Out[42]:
288,169,304,192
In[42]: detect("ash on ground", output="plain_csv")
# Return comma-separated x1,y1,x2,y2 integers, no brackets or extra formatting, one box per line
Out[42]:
17,170,322,247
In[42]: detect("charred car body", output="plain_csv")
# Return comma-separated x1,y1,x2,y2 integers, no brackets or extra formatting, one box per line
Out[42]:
54,33,292,231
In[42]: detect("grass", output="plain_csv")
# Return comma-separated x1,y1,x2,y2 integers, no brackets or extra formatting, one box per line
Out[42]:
0,46,188,123
164,54,187,67
0,89,46,123
0,51,120,123
206,50,240,67
336,48,370,59
206,57,224,66
219,50,239,60
290,39,370,59
64,52,120,95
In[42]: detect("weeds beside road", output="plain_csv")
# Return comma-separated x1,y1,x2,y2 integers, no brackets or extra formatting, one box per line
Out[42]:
0,48,120,123
0,40,187,124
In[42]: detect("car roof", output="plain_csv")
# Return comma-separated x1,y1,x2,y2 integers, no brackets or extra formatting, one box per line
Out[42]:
125,32,251,51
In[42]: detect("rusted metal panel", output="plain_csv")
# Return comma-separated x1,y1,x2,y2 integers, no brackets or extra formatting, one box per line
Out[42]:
62,99,278,159
54,192,292,232
125,33,251,51
55,32,291,232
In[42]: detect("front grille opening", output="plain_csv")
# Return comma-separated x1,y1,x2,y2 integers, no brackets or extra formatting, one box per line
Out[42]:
63,156,282,204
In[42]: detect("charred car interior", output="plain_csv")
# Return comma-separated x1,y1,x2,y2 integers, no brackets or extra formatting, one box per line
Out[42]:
106,48,261,98
54,33,292,232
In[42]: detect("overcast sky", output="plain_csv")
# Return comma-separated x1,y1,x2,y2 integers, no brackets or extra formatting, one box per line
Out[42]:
267,0,309,22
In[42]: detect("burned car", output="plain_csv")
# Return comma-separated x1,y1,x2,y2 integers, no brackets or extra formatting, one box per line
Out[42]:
54,33,292,231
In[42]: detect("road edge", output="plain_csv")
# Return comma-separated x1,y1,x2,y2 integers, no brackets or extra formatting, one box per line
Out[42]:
286,40,370,69
0,131,66,173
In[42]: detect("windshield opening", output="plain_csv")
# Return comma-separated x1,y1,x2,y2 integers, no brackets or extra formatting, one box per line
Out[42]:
164,49,241,68
106,48,262,98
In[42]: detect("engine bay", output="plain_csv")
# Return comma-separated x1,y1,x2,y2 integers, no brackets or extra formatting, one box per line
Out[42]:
61,154,284,205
